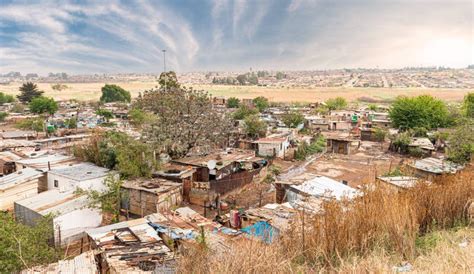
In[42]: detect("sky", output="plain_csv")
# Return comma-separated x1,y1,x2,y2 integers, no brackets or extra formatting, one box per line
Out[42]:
0,0,472,74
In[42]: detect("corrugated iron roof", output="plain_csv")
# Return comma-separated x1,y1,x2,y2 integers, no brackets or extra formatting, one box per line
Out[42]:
378,176,419,189
0,168,43,191
48,163,110,181
289,174,359,200
411,157,464,174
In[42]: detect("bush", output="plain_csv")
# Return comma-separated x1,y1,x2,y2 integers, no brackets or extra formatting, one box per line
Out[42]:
326,97,348,110
447,119,474,164
15,117,44,132
226,97,240,108
244,115,267,139
0,92,15,104
408,147,424,158
0,112,7,122
295,135,326,160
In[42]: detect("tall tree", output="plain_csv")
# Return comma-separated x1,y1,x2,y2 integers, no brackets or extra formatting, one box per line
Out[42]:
389,95,449,130
100,84,131,103
17,82,43,103
253,96,269,112
158,71,180,89
137,86,233,158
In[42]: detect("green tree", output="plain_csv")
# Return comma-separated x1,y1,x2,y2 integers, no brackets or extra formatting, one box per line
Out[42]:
253,96,269,112
96,108,114,122
0,112,7,122
0,212,60,272
462,92,474,118
236,74,247,85
389,95,449,130
73,131,157,178
226,97,240,108
447,119,474,164
282,111,304,128
0,92,15,104
233,105,258,120
76,175,125,223
100,84,131,103
244,115,267,139
325,97,348,111
29,96,58,115
158,71,180,89
17,82,44,103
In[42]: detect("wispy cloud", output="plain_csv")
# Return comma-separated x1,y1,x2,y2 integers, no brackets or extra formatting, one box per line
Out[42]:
0,0,471,74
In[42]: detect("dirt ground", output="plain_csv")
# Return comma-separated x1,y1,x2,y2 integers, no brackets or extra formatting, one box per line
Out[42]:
305,141,406,188
1,82,469,102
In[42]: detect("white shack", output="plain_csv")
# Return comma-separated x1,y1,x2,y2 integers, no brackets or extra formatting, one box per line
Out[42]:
15,189,102,246
0,168,43,210
47,162,111,193
255,136,290,158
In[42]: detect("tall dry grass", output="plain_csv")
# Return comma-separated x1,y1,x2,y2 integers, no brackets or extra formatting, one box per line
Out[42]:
177,165,473,273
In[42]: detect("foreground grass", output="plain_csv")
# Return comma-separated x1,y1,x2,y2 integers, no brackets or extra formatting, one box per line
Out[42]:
177,166,473,273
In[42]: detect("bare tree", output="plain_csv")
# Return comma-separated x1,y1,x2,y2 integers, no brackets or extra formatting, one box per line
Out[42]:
137,86,233,158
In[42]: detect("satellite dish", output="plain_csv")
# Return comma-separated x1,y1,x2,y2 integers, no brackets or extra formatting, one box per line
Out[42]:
207,160,216,170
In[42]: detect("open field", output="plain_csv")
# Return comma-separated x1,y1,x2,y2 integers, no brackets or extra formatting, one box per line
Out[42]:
0,82,470,102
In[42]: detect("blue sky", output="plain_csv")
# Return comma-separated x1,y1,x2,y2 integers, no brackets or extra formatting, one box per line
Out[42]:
0,0,472,74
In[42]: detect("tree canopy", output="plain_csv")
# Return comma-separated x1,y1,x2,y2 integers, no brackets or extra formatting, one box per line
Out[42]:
252,96,269,112
137,86,233,158
73,130,157,178
282,111,305,128
0,212,59,272
325,97,348,111
226,97,240,108
17,82,43,103
100,84,131,103
158,71,180,89
244,115,267,139
29,96,58,115
389,95,449,130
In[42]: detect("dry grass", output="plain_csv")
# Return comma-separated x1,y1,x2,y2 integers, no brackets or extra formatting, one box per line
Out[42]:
1,82,469,102
177,165,474,273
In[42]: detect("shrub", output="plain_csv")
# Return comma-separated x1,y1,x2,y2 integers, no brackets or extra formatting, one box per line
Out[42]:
226,97,240,108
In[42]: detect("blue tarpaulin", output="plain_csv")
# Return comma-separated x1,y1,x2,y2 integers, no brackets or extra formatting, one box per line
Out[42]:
241,221,278,244
149,223,195,240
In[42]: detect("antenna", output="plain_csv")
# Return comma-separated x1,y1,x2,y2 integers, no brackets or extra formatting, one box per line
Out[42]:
162,49,167,91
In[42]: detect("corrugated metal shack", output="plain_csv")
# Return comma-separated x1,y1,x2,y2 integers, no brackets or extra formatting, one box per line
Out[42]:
409,157,464,181
173,149,268,204
15,189,102,246
122,178,183,217
86,217,175,273
0,168,43,211
21,250,98,274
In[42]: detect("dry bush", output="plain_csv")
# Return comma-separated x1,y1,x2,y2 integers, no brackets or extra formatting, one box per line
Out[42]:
177,165,474,273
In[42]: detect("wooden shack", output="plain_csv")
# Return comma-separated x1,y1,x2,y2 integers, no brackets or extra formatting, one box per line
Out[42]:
121,178,183,217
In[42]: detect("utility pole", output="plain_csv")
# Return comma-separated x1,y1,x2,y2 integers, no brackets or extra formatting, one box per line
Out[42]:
162,49,167,91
